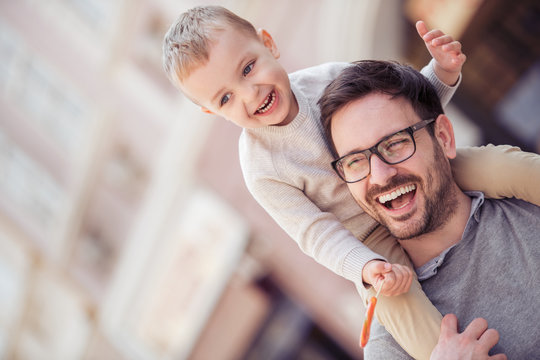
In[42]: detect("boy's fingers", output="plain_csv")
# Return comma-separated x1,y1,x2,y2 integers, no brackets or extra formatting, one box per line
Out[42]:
371,261,389,274
431,34,453,46
453,53,467,65
380,271,395,289
423,29,444,42
415,20,428,37
442,41,462,52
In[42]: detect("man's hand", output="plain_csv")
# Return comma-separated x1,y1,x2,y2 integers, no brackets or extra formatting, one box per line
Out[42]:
430,314,507,360
416,20,466,86
362,260,413,296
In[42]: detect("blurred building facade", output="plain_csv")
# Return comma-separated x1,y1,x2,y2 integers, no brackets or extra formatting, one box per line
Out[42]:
0,0,538,359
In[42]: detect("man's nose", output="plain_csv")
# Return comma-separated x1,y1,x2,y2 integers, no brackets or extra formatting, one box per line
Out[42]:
369,154,398,186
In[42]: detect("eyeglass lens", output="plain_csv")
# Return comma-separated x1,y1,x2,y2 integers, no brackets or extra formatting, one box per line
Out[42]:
338,130,415,182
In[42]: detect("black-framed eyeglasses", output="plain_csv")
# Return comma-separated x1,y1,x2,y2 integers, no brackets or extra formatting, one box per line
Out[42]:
331,118,435,183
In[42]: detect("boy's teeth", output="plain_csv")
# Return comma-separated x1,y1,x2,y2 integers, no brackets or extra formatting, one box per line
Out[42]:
257,92,275,113
378,185,416,204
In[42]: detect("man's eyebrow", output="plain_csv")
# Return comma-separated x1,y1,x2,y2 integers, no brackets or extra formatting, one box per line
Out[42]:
342,146,369,158
340,130,395,158
210,55,250,105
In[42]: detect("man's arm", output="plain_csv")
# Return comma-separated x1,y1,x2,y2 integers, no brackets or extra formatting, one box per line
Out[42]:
364,315,506,360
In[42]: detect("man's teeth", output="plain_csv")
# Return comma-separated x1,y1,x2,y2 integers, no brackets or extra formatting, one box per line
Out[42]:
257,92,275,113
378,185,416,204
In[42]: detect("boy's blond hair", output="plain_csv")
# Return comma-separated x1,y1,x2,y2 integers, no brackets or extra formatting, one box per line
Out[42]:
162,5,258,88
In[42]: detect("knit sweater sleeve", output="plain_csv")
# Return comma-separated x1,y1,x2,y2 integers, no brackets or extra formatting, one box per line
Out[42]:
420,58,461,108
239,130,385,284
237,61,460,286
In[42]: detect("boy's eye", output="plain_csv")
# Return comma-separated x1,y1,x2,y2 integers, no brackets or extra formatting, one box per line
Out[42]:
243,62,254,76
220,93,231,106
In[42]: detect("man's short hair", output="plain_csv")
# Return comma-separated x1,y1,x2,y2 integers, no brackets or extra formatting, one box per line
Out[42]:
318,60,445,158
162,5,258,88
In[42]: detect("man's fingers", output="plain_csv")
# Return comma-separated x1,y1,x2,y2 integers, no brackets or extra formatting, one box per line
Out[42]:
478,328,500,350
440,313,458,338
490,354,507,360
463,317,489,339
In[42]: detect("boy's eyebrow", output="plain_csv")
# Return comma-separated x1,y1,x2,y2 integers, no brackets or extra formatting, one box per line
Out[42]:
210,55,250,104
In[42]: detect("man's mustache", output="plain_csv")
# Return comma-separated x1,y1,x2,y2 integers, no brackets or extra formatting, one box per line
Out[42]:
366,174,423,201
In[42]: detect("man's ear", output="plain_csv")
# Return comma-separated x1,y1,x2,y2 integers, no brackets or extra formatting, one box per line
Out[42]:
434,114,456,159
257,28,280,59
201,107,214,114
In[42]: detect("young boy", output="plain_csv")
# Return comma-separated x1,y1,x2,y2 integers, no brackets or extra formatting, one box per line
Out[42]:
162,6,540,359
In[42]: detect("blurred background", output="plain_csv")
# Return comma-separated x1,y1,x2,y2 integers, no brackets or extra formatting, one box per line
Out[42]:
0,0,539,359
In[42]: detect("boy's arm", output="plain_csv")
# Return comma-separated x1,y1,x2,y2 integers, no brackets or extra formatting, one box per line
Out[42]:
420,60,458,108
245,174,385,284
416,20,466,87
417,20,465,107
452,144,540,206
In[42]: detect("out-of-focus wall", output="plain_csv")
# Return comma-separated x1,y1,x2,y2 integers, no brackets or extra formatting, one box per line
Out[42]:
0,1,405,358
0,0,538,359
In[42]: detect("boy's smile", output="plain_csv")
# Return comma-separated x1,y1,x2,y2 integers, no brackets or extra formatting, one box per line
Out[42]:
179,27,298,129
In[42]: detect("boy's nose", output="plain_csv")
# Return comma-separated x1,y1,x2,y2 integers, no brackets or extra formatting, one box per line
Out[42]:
239,83,258,102
368,155,398,186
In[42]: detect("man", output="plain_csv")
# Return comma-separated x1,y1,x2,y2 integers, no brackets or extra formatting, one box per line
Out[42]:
318,60,540,358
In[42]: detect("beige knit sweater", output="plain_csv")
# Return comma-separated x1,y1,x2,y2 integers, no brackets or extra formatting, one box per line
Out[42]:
239,60,457,285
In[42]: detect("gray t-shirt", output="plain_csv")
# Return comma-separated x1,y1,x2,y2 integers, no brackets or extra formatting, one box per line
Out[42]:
365,192,540,359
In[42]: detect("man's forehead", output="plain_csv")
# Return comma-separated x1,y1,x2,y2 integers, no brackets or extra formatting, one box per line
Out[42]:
335,94,416,143
331,95,420,158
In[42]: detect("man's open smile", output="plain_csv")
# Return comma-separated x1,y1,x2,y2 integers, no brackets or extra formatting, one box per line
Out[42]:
378,184,417,210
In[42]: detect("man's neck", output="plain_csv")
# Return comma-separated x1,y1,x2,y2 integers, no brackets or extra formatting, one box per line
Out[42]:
398,189,472,268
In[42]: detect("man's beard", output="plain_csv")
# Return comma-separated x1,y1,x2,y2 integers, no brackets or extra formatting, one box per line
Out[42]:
365,143,457,240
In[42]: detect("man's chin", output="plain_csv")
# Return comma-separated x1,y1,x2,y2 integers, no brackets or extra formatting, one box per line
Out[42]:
381,218,425,240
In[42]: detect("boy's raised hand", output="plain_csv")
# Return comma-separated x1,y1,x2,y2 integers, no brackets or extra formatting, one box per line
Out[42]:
416,20,466,86
362,260,413,297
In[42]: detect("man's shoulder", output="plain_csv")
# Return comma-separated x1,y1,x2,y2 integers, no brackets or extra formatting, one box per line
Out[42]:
482,196,540,215
473,195,540,240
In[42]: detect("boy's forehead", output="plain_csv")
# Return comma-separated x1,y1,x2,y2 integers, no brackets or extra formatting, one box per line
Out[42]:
180,27,260,104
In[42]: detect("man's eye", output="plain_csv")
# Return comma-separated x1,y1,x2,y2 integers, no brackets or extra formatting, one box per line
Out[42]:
220,93,231,106
243,62,254,76
385,137,411,151
346,155,367,170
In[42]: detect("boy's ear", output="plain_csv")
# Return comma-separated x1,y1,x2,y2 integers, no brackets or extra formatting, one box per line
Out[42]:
201,107,214,114
257,28,280,59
